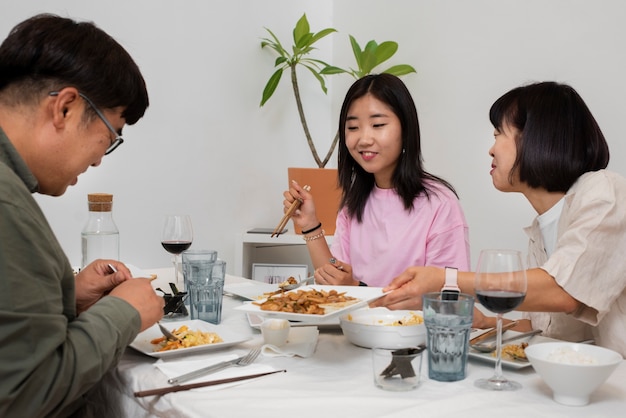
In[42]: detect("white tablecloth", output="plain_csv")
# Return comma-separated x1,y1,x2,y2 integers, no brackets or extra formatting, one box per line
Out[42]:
112,268,625,418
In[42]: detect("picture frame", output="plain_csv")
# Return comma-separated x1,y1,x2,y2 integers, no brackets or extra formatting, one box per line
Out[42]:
252,263,309,284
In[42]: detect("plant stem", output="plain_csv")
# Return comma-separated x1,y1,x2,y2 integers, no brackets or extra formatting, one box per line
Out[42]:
322,131,340,168
291,65,323,168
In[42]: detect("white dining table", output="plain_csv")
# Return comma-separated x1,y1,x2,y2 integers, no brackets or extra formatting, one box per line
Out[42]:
111,268,625,418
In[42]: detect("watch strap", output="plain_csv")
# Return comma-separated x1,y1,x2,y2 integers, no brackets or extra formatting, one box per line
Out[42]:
441,267,460,300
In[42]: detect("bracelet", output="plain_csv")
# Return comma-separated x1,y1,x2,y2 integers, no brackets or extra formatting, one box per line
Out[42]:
302,229,325,242
301,222,322,235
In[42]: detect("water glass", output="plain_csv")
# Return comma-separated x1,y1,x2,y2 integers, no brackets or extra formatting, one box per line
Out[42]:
187,259,225,324
423,292,474,382
181,249,217,290
372,346,424,391
182,250,223,324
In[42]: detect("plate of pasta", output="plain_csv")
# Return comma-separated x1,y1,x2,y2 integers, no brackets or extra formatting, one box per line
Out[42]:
234,285,387,322
129,319,250,358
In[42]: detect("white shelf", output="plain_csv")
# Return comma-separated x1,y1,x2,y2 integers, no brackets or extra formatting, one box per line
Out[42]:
234,232,333,279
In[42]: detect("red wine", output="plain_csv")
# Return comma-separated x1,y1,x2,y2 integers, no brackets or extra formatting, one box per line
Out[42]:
476,290,525,314
161,241,192,255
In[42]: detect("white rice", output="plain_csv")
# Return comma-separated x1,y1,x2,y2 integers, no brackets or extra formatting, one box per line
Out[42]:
547,347,598,365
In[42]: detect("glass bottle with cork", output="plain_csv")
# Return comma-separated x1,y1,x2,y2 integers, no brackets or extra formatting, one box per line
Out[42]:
81,193,119,268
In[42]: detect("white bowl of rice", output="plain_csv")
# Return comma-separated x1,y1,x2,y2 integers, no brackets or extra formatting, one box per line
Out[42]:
339,307,426,349
525,342,622,406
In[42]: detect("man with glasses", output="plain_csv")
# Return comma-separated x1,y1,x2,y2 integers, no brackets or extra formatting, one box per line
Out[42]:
0,14,164,417
49,91,125,155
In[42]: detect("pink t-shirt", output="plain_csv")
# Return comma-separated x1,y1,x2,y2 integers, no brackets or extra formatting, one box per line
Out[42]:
330,182,470,287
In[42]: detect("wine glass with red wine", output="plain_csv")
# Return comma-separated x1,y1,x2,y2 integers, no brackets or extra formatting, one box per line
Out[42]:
161,215,193,286
474,249,527,391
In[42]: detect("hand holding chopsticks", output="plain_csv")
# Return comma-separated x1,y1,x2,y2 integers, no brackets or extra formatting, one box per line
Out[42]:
272,184,311,237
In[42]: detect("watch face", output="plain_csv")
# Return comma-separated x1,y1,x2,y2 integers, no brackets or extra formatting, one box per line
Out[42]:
442,290,460,301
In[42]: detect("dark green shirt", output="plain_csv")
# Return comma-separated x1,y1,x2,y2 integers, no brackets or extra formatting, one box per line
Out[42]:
0,127,141,417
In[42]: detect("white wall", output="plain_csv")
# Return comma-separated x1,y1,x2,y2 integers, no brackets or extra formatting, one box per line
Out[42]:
2,1,626,274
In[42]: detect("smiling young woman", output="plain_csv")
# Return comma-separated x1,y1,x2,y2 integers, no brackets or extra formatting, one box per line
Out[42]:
279,74,470,288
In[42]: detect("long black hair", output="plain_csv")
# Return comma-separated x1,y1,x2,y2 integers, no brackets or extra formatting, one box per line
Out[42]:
337,73,457,222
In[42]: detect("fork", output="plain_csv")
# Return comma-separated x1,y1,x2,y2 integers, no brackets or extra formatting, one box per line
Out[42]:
280,275,315,291
167,347,262,385
157,322,182,342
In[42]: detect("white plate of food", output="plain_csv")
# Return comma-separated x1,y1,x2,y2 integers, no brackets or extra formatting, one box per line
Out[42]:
468,330,553,370
129,319,250,358
224,280,281,301
234,285,387,322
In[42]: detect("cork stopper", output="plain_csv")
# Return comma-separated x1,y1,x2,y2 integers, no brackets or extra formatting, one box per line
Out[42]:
87,193,113,212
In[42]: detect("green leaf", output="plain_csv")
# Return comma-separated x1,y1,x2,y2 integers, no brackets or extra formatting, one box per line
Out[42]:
262,28,285,53
302,64,328,94
373,41,398,66
381,64,417,77
260,40,282,56
295,32,313,51
310,28,337,44
320,65,347,75
260,69,284,106
349,36,364,71
302,57,333,69
293,14,310,46
356,42,384,76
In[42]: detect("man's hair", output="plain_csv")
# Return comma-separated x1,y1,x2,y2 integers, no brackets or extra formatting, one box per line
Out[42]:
0,13,148,124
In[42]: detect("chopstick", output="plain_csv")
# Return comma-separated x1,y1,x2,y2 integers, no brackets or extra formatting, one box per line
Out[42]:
108,263,157,281
469,320,519,345
133,370,287,397
271,185,311,237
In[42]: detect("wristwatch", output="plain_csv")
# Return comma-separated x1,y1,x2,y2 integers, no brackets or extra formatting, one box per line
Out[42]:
441,267,460,301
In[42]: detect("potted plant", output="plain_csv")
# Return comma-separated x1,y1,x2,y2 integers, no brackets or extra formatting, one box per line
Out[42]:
260,13,416,233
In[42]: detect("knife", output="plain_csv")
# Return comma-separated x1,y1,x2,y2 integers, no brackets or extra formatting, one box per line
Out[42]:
167,355,245,385
469,320,519,345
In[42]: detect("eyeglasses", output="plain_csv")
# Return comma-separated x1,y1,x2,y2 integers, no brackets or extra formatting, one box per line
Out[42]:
49,91,124,155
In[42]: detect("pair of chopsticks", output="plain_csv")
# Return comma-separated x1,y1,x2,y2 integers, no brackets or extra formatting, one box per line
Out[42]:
469,320,518,345
134,370,286,397
271,185,311,237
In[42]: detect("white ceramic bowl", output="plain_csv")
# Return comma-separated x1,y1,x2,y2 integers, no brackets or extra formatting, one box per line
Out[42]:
525,342,622,406
339,307,426,349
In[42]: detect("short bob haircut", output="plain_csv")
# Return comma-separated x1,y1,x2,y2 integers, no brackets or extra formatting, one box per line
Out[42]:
0,14,148,124
489,81,609,193
337,73,456,222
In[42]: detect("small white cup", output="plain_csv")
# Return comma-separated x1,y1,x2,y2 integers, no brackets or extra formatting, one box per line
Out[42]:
261,319,290,346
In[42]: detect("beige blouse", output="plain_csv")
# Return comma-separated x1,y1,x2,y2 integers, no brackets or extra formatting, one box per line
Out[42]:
523,170,626,357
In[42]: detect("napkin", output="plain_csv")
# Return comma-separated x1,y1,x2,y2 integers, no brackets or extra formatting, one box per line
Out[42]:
126,264,153,279
262,326,319,358
154,354,276,391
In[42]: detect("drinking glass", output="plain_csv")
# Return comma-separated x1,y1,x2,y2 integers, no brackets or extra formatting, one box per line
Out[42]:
474,249,527,391
161,215,193,286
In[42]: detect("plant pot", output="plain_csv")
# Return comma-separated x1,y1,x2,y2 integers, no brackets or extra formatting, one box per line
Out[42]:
287,167,341,235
